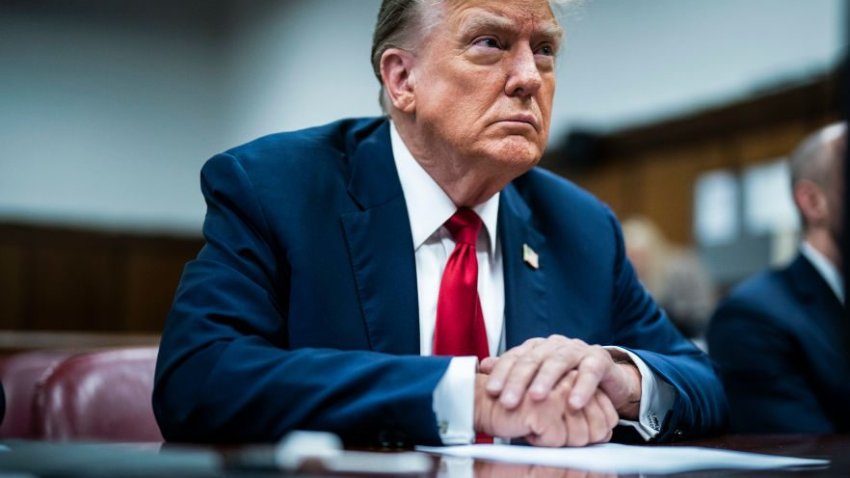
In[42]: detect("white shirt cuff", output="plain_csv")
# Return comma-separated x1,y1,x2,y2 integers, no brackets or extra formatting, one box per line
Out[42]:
432,356,477,445
605,346,676,441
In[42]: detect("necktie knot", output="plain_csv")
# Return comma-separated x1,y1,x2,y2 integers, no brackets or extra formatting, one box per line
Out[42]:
445,208,482,246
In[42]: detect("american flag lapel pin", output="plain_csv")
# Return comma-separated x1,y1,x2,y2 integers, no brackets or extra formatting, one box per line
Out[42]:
522,243,539,270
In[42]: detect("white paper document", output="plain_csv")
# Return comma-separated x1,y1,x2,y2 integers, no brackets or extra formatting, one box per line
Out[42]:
417,443,829,474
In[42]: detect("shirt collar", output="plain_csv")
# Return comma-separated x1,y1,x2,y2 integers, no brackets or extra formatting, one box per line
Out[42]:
801,241,844,305
390,121,500,253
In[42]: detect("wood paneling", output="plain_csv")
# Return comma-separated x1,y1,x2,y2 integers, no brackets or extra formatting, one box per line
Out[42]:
565,162,631,216
0,72,841,333
732,120,826,166
122,242,199,332
0,244,24,327
547,71,840,246
0,223,202,333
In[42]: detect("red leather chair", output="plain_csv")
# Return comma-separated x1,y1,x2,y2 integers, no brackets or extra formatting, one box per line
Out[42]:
33,347,163,442
0,350,75,439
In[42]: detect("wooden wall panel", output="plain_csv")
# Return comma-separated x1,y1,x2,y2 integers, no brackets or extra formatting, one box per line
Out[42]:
0,72,839,333
0,245,24,328
561,162,631,217
0,223,202,333
634,151,694,244
637,142,740,244
554,72,839,247
28,244,121,331
122,242,200,332
732,119,835,166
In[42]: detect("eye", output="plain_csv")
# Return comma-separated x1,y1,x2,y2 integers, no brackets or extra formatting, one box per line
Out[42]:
473,37,502,50
536,43,556,56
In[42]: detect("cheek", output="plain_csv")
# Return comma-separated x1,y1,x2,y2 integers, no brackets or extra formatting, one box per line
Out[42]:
539,79,556,114
447,65,505,103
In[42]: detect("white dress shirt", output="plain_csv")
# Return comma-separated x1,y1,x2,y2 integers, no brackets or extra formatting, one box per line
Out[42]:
389,122,672,444
801,242,845,305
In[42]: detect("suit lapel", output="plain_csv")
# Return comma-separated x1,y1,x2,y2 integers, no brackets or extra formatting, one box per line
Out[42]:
787,254,848,362
499,182,550,348
340,120,420,355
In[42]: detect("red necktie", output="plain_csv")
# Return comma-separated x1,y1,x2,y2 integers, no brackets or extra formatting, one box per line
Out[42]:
433,208,490,361
433,209,492,443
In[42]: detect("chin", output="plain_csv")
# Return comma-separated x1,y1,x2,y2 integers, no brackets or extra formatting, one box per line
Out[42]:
487,138,543,170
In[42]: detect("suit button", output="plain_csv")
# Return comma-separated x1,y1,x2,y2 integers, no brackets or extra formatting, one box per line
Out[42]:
674,429,684,438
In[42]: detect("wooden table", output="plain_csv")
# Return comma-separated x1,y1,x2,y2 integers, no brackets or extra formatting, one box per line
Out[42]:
0,434,846,477
653,434,847,477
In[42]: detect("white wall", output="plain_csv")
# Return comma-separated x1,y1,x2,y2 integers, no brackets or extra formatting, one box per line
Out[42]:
553,0,844,133
225,0,384,145
0,4,231,234
0,0,844,234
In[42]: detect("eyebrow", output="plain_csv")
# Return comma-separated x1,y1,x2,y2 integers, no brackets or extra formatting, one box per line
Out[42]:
459,12,565,44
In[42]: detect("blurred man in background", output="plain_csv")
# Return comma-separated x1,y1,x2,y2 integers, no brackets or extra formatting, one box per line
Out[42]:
622,216,716,348
708,122,848,433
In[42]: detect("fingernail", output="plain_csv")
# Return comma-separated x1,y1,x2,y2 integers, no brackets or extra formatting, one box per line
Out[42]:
532,384,546,396
486,379,502,392
503,391,519,406
570,395,584,408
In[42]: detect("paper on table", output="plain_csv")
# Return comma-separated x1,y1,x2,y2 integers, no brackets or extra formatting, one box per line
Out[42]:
416,443,829,474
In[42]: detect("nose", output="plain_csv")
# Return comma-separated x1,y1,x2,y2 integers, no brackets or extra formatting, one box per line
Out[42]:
504,45,542,98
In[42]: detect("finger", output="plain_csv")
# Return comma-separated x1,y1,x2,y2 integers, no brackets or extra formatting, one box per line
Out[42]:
527,343,583,401
597,389,620,431
525,402,568,447
564,404,589,447
499,353,548,408
485,353,519,397
525,433,545,447
527,415,567,448
500,336,572,407
486,338,544,397
568,349,611,410
584,393,615,444
582,393,606,444
479,356,498,374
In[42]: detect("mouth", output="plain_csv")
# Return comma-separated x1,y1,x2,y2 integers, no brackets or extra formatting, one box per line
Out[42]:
496,114,539,131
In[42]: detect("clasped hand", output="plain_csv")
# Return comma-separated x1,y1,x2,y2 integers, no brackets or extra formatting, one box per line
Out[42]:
473,335,642,447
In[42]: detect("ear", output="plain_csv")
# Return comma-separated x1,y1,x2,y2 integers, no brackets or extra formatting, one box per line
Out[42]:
380,48,416,113
794,179,828,226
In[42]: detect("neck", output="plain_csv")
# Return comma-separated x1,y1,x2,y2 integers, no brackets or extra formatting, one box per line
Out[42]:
805,228,842,269
391,114,527,207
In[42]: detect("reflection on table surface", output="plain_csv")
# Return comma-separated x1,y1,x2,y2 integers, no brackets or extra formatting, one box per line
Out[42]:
433,435,843,478
0,434,846,478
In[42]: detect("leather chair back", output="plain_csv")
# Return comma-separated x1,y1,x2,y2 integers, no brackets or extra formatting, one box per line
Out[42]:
34,347,163,442
0,350,74,439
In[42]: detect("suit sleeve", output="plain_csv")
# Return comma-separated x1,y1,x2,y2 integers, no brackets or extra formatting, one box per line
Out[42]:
606,212,728,441
152,153,451,445
707,300,834,433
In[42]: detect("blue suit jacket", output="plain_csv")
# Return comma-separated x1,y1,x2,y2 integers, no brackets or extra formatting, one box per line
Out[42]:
708,254,849,433
153,118,726,445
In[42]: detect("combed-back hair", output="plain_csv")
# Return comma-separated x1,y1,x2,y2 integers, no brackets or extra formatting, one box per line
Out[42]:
370,0,577,112
371,0,428,112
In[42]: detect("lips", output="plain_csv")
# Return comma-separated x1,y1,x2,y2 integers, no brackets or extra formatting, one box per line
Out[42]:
497,114,539,131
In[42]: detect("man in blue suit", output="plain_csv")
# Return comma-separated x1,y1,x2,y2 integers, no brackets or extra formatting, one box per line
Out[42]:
154,0,726,446
708,122,847,433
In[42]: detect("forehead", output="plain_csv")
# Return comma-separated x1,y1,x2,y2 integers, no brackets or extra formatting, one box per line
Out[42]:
437,0,562,37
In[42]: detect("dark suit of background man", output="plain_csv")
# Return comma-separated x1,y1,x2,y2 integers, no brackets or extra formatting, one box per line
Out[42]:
153,0,726,446
709,122,847,433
